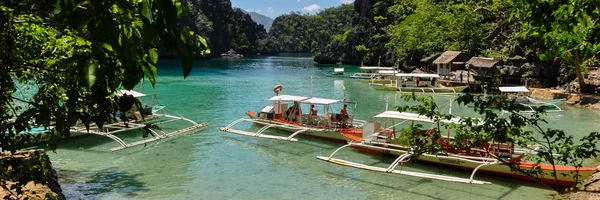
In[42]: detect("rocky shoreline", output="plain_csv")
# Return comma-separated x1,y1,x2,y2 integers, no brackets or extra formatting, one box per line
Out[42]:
0,150,65,200
529,88,600,110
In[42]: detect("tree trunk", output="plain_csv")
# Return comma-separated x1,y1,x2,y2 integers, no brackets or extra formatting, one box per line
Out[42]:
574,53,588,93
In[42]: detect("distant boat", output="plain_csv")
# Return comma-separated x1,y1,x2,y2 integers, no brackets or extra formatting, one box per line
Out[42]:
332,68,345,76
221,49,243,58
349,66,394,79
370,73,466,94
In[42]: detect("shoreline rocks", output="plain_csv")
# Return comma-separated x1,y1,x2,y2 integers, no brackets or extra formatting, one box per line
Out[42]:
529,88,600,110
0,150,65,200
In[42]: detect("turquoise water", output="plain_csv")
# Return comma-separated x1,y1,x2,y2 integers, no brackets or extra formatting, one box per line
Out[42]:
47,56,600,199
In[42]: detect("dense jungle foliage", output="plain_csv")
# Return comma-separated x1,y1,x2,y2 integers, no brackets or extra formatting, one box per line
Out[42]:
265,0,599,90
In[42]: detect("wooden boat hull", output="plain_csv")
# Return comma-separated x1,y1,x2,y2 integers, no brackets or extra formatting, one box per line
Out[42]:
371,84,398,91
340,133,597,187
397,87,464,94
246,112,361,143
440,85,468,92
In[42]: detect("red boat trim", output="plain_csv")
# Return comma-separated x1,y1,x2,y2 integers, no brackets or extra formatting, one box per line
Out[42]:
338,131,596,187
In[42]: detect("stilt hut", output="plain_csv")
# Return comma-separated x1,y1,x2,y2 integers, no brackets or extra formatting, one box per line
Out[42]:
432,51,468,77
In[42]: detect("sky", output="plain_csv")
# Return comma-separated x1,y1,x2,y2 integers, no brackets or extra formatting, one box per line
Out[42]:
231,0,353,19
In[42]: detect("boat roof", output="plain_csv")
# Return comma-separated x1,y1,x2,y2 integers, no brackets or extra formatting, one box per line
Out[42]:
117,90,146,98
378,70,397,74
396,73,440,78
334,68,344,72
499,86,529,93
373,111,462,124
268,95,308,102
301,97,341,105
361,66,394,70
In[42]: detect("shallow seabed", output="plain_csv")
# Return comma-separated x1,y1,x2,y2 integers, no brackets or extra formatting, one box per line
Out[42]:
48,56,600,200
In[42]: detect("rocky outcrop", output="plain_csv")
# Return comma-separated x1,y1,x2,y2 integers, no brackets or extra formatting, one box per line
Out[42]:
0,150,65,200
554,172,600,199
567,69,600,93
313,52,339,64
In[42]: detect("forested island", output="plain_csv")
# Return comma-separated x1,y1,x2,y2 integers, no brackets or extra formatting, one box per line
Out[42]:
184,0,598,92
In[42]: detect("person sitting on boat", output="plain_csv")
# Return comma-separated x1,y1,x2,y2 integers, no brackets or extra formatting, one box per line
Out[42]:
310,105,318,117
309,104,319,124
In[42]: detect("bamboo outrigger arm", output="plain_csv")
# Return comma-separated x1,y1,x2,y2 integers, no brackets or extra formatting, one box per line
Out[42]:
220,118,313,142
72,114,208,152
316,142,493,185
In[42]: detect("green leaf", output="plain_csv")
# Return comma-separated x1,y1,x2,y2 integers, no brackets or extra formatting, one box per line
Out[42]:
86,62,98,87
149,48,158,64
140,0,154,24
142,62,158,86
102,43,113,52
182,55,194,78
175,1,183,18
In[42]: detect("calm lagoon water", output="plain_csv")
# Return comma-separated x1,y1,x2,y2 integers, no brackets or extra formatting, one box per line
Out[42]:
48,56,600,199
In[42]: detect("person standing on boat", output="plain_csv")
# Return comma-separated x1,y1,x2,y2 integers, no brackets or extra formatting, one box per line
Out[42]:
340,104,348,128
415,77,420,87
460,71,464,82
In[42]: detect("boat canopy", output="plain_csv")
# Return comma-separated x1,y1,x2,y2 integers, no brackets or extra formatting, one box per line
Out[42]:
268,95,308,102
378,70,397,75
361,66,394,70
396,73,441,78
499,86,529,93
301,97,341,105
373,111,463,124
334,68,344,72
117,90,146,98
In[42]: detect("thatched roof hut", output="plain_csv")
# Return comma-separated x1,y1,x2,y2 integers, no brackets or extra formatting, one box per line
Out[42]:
433,51,468,65
466,57,503,69
433,51,468,76
466,57,503,75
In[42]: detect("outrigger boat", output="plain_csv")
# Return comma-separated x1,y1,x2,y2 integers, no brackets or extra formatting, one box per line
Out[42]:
29,90,208,151
332,68,345,76
370,73,467,94
220,85,365,142
349,66,394,79
500,86,564,112
317,110,597,186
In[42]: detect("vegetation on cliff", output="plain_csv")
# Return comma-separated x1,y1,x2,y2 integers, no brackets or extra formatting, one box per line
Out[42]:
265,4,354,55
266,0,599,91
184,0,268,56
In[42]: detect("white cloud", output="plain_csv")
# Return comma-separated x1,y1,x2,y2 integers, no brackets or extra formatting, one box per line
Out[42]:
268,7,275,13
340,0,353,4
302,4,320,13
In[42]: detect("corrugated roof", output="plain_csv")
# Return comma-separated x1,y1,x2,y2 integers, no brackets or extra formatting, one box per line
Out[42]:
268,95,308,102
117,90,146,98
396,73,440,78
466,57,503,68
499,86,529,93
433,51,464,64
373,111,462,124
301,97,341,105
